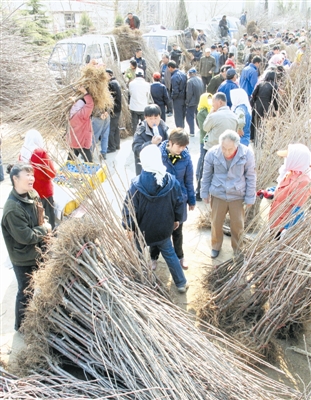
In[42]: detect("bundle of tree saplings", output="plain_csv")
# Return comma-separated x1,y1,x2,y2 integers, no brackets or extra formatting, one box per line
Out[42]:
2,64,112,163
199,191,311,358
12,216,299,400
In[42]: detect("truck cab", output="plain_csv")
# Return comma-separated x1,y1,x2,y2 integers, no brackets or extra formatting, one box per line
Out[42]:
142,30,185,60
48,35,121,84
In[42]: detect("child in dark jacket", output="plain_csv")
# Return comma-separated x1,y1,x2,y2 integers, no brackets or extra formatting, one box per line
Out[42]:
123,145,188,293
150,129,196,270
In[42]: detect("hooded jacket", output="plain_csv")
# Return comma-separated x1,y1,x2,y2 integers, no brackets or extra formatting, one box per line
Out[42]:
1,188,48,266
159,141,195,222
123,171,184,245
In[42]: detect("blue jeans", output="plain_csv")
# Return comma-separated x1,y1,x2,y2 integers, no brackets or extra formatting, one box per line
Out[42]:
92,116,110,154
151,237,187,288
186,105,196,135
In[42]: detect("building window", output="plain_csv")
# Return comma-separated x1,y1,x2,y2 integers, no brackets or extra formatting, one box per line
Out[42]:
64,13,75,29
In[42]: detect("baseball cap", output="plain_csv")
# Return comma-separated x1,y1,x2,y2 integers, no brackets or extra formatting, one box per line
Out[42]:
136,71,144,78
105,68,113,76
153,72,161,79
226,68,237,79
188,68,197,74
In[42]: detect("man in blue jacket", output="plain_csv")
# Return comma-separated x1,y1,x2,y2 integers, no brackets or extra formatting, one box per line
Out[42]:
217,68,239,108
168,61,187,128
239,56,261,97
123,145,188,293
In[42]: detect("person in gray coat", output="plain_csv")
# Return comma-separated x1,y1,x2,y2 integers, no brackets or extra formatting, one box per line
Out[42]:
185,68,204,137
200,130,256,259
199,48,216,89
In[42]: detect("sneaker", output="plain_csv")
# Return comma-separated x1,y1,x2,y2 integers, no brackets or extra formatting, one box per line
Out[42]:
177,283,189,293
189,133,195,137
179,258,189,270
150,259,157,271
167,112,173,117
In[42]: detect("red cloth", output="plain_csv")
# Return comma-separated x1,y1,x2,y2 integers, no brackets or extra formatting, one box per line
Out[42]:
30,148,56,199
67,94,94,149
269,171,311,229
129,19,135,29
225,59,236,68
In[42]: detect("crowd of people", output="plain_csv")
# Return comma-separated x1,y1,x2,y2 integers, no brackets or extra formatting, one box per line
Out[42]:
2,18,311,332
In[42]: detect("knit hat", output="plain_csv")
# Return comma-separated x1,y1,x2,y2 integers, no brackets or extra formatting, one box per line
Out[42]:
140,145,167,186
226,68,236,79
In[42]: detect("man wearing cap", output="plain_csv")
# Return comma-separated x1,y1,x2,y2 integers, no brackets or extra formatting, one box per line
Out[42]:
125,12,140,30
199,48,216,90
239,56,261,97
168,61,187,128
129,72,151,133
186,68,204,137
206,65,231,95
150,72,170,121
211,45,220,74
217,68,239,108
243,38,253,63
106,69,122,154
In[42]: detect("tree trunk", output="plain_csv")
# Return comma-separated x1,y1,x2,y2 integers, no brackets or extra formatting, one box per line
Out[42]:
264,0,268,11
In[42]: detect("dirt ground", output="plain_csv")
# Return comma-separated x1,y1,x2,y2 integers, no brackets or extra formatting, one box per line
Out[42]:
1,129,311,395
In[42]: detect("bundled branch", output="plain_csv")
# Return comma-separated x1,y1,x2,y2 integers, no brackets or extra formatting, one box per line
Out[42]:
199,194,311,357
10,188,298,399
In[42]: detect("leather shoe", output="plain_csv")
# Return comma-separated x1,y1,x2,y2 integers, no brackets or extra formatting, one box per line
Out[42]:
211,249,220,259
196,194,202,202
107,149,116,153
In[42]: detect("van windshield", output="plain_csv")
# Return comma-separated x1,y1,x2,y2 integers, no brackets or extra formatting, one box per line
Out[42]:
143,36,168,52
48,43,85,70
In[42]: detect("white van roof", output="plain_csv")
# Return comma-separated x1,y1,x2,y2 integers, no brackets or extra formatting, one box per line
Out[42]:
142,30,183,38
56,34,111,45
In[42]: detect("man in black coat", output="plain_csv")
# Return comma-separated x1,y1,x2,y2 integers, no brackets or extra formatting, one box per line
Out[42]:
185,68,204,137
134,48,146,75
106,69,122,153
168,61,187,128
170,44,183,67
150,72,170,121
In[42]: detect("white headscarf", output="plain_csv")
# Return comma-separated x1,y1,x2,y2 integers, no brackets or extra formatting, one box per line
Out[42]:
269,54,283,67
20,129,45,162
230,88,252,114
277,143,311,187
70,99,85,119
140,145,167,186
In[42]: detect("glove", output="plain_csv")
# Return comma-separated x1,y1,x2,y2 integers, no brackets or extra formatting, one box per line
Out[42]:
256,186,276,199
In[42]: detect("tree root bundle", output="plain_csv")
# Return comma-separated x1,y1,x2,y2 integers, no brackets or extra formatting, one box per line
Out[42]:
11,215,299,399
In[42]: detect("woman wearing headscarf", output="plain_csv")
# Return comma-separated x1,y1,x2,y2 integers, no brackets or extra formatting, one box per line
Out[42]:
250,71,278,142
230,88,251,146
269,144,311,238
20,129,56,228
67,86,94,162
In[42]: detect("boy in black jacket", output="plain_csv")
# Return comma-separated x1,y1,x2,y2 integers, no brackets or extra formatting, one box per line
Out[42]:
123,145,188,293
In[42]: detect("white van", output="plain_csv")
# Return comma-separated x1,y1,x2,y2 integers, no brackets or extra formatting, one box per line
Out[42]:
142,30,185,59
48,35,124,84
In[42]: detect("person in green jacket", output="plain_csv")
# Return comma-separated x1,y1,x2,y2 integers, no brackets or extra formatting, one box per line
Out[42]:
196,92,213,200
1,163,51,331
206,65,231,95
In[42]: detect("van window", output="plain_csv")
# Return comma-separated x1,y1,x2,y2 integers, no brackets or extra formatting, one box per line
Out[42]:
144,36,167,53
109,37,118,61
49,43,85,69
104,43,112,58
85,44,102,61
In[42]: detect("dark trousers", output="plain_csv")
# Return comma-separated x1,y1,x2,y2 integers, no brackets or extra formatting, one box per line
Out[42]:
13,264,37,331
202,76,212,91
196,144,207,196
159,105,166,121
42,196,55,229
68,148,93,163
172,98,186,128
108,112,121,151
150,223,184,260
167,95,173,113
131,111,145,134
186,105,197,135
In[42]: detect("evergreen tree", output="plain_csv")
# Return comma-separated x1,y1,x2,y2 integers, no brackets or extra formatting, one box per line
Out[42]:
175,0,189,31
19,0,53,46
79,12,93,35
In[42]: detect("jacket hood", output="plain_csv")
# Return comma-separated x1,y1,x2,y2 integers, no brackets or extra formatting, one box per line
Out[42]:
132,171,175,200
